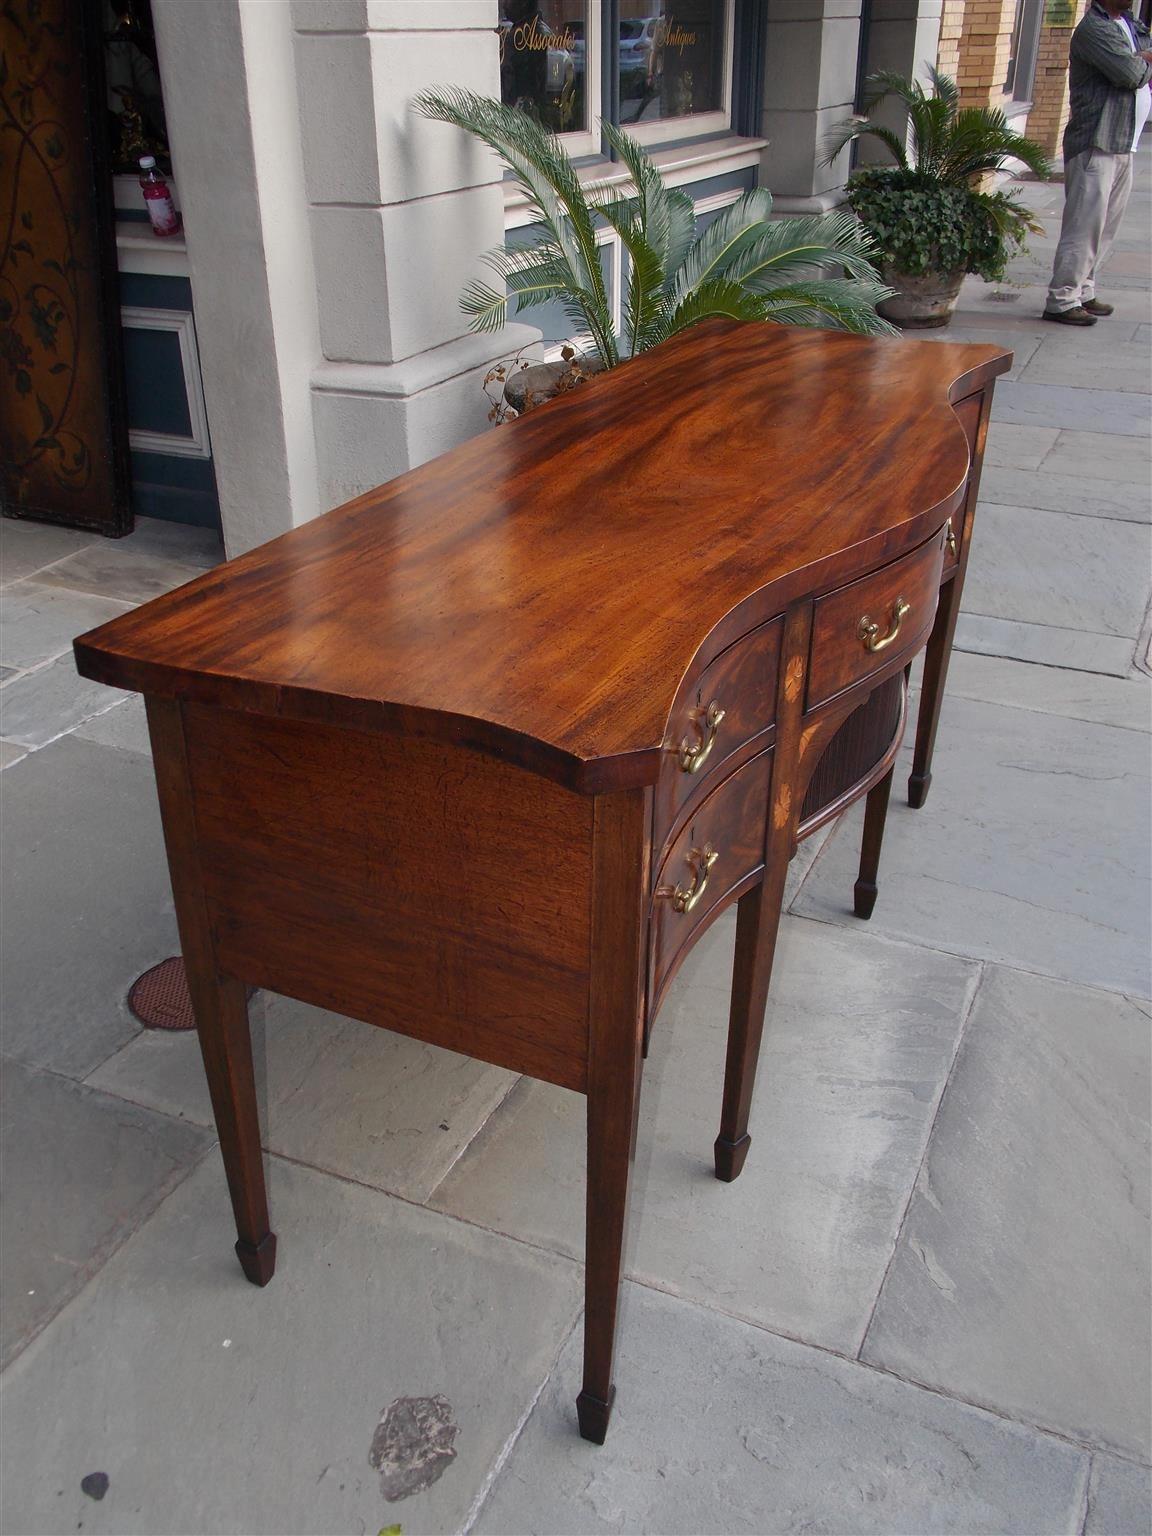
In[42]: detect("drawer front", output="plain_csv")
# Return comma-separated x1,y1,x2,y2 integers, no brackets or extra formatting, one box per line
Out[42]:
656,616,782,842
945,393,983,572
650,748,772,1000
806,530,945,711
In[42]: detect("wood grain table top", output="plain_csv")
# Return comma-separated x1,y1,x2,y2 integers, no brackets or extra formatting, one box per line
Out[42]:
74,320,1010,792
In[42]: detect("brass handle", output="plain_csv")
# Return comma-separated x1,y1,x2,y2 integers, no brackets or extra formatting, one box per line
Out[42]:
858,596,911,654
678,700,726,774
946,519,958,560
657,844,719,915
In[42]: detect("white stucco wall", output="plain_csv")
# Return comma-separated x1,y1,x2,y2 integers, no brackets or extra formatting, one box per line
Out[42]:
153,0,535,552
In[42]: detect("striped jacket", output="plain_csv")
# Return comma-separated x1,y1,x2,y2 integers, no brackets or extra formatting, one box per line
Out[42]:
1064,3,1152,158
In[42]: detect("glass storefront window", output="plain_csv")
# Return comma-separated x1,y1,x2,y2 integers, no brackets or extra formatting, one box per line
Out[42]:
499,1,589,136
617,2,726,128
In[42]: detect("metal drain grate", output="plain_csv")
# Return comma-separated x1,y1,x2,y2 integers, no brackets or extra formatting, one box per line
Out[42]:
128,956,196,1031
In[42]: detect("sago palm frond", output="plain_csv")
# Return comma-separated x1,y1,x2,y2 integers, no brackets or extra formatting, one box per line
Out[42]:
729,210,886,288
669,190,778,306
824,116,909,170
826,70,1051,187
416,90,892,365
756,277,898,334
662,277,780,338
415,87,619,366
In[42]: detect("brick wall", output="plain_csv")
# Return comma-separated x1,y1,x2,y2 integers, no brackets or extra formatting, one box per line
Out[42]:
1027,0,1092,157
938,0,966,77
935,0,1090,157
953,0,1022,106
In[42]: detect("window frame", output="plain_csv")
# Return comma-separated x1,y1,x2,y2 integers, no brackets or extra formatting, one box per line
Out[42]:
504,1,739,158
611,0,737,150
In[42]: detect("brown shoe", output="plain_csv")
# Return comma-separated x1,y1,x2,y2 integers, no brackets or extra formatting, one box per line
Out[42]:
1082,298,1115,316
1042,306,1098,326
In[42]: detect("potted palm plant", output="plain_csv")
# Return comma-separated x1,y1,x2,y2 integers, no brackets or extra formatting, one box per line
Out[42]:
825,69,1052,329
415,88,896,411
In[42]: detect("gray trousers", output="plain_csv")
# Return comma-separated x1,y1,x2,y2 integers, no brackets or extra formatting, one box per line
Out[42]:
1046,148,1134,312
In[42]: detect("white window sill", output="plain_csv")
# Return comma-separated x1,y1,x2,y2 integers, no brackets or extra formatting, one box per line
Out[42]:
503,134,767,228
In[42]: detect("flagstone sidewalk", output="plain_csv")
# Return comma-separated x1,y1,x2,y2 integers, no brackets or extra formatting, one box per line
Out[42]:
1,148,1148,1536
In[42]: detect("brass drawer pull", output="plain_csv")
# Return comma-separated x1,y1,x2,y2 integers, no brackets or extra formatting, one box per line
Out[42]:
657,843,719,914
946,518,958,560
858,596,910,654
678,700,726,774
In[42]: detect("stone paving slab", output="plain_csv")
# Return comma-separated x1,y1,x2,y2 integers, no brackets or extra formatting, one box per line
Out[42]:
0,740,27,770
118,515,224,571
982,422,1060,470
0,1152,583,1536
1084,1455,1152,1535
1016,338,1151,394
72,693,151,755
0,656,125,750
953,612,1138,676
0,1058,209,1370
992,383,1150,437
0,580,131,672
472,1283,1089,1536
914,328,1038,379
940,652,1151,733
962,503,1151,640
34,545,208,607
90,994,517,1204
1040,428,1151,484
978,466,1150,522
794,697,1152,997
0,520,97,586
0,737,180,1078
862,967,1151,1462
433,917,979,1355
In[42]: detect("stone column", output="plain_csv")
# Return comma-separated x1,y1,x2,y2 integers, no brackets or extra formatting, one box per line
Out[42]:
152,0,324,554
857,0,945,163
293,0,538,512
760,0,866,210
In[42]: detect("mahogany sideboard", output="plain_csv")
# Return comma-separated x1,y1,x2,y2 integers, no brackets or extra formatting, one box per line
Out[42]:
75,320,1010,1444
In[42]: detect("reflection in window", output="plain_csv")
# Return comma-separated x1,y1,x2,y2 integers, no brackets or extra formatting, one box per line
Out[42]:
618,2,725,126
499,1,588,135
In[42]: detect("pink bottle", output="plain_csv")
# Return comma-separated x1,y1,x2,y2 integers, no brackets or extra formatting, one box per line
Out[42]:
138,156,182,238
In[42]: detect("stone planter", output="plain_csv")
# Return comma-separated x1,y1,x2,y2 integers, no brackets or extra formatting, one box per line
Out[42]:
877,267,966,330
503,355,605,414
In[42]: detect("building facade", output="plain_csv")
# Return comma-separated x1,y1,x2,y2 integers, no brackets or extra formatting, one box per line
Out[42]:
128,0,1068,555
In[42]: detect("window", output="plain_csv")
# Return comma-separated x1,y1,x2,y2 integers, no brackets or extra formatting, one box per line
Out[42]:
1004,0,1043,102
499,1,735,156
616,2,731,143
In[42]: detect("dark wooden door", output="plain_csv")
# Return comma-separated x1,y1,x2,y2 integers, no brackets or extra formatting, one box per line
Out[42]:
1,0,132,534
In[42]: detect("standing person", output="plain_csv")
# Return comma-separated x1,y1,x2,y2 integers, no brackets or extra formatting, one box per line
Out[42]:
1043,0,1152,325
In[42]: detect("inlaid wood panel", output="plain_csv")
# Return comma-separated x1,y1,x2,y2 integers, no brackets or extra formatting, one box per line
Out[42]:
183,706,596,1091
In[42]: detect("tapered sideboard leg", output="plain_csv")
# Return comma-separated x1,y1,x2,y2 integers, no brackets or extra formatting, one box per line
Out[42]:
191,971,277,1286
909,573,962,809
854,765,894,920
145,697,277,1288
578,1052,641,1444
578,789,647,1445
715,876,786,1182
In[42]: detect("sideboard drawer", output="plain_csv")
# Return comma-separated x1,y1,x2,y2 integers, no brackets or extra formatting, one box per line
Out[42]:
656,617,782,844
649,747,772,1000
806,531,945,710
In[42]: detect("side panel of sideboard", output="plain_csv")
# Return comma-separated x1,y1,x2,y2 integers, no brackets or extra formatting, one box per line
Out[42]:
172,704,597,1092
